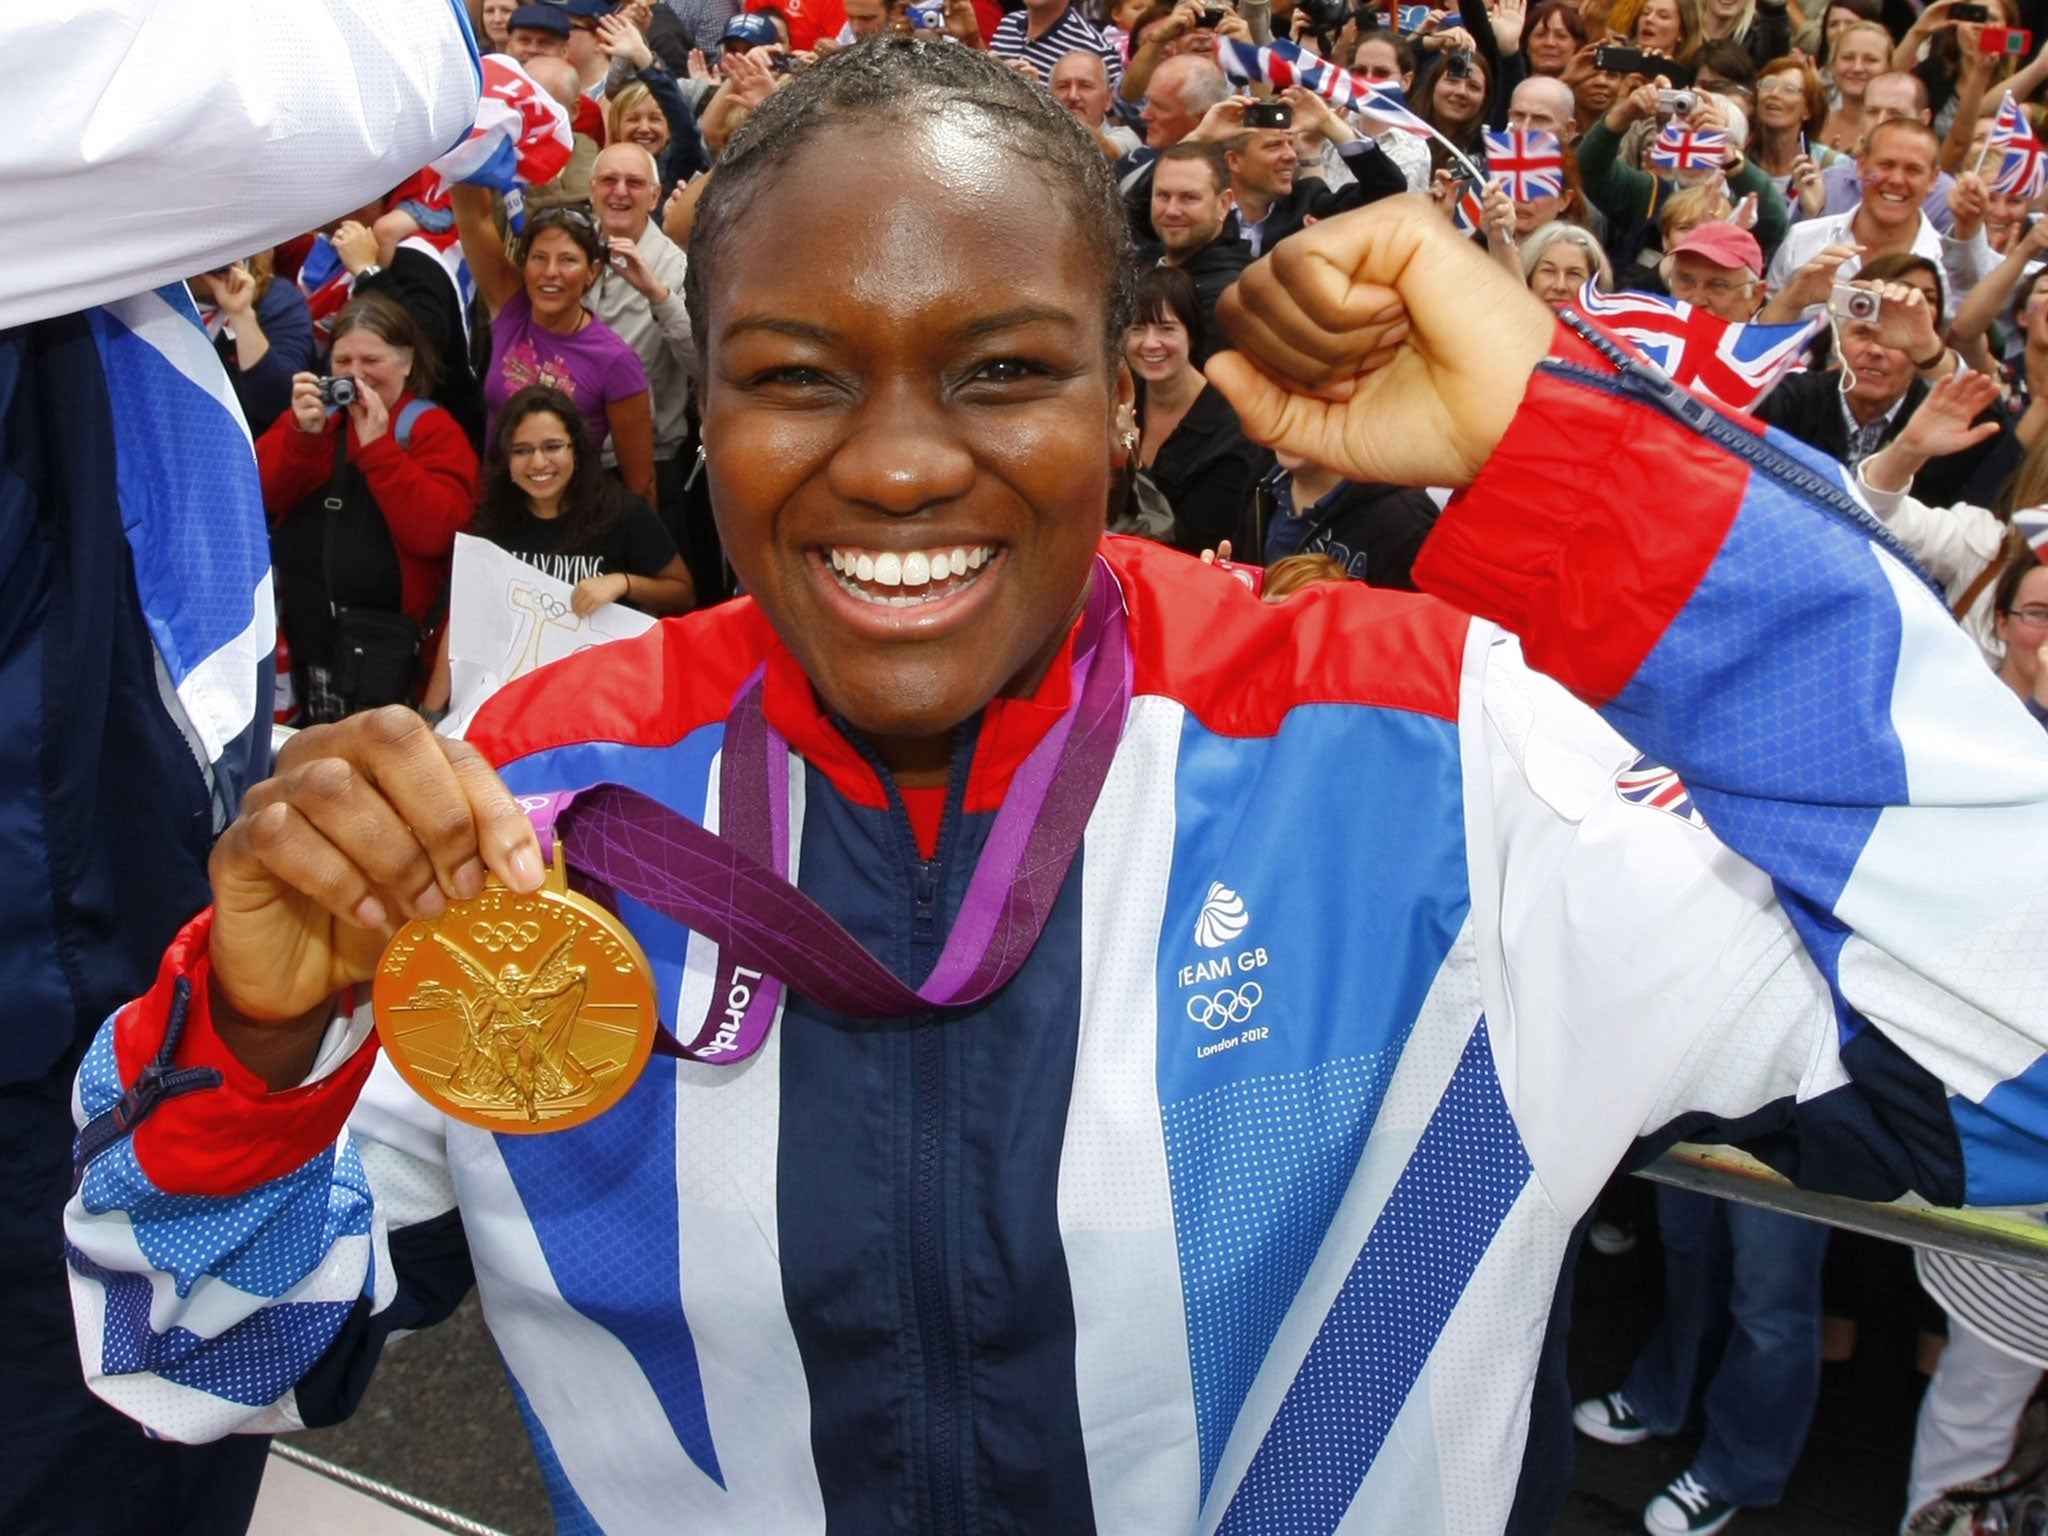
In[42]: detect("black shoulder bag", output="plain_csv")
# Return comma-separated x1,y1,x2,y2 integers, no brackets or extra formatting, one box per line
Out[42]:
321,425,427,714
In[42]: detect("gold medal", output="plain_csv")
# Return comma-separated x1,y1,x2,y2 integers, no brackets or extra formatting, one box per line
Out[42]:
371,849,658,1133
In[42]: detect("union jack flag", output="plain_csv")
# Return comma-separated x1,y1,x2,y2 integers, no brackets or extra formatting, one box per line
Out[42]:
1483,129,1564,202
1573,280,1822,412
295,235,355,349
1451,178,1487,236
2016,507,2048,562
1988,93,2048,198
426,54,574,198
1615,753,1705,828
1214,36,1432,136
1649,122,1728,173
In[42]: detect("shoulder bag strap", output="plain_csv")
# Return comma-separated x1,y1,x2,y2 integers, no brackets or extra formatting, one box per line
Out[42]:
1953,530,2024,621
320,418,351,618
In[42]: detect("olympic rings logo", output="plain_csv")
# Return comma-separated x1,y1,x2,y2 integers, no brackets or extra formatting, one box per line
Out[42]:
1186,983,1262,1030
471,920,542,953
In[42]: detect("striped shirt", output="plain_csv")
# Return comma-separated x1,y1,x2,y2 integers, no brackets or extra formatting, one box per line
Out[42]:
988,4,1122,88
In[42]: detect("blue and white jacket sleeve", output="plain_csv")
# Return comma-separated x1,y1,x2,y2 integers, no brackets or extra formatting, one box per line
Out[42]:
1414,321,2048,1217
64,913,468,1442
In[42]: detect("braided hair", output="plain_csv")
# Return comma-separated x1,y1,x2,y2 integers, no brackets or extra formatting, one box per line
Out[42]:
684,36,1138,365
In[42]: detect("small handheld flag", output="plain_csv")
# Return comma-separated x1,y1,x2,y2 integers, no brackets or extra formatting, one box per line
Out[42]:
427,54,575,198
1451,179,1487,236
1574,281,1821,412
1483,129,1565,202
1214,35,1432,137
1988,94,2048,199
1649,122,1728,173
2015,507,2048,564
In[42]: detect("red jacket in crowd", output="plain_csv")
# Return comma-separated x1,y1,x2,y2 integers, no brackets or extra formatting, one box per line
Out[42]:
255,396,478,627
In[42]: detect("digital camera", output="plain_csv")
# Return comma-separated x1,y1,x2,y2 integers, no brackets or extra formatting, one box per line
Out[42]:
317,375,359,408
1829,282,1881,323
1656,88,1698,115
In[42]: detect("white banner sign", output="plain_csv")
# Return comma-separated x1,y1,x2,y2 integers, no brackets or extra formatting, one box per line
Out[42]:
441,532,656,738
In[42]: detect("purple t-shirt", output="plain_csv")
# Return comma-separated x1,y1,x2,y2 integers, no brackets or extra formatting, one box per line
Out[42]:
485,290,649,449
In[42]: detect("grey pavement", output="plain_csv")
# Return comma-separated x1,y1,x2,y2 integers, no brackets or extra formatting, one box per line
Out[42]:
284,1205,1927,1536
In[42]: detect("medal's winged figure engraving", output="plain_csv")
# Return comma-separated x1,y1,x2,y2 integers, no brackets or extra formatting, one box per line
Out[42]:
414,931,600,1122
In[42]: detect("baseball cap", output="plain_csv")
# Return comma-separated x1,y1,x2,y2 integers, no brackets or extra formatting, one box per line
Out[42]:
1667,222,1763,277
721,11,782,47
508,2,573,33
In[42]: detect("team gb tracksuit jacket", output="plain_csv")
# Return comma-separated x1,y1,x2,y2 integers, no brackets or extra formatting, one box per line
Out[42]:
64,326,2048,1536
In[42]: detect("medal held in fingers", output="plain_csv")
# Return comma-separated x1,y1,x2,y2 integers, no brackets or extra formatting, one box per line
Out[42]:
372,848,658,1133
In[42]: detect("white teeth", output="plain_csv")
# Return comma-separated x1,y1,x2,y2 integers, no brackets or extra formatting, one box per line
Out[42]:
826,543,994,598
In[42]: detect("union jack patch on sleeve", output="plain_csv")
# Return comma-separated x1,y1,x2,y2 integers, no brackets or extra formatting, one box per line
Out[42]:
1615,752,1706,828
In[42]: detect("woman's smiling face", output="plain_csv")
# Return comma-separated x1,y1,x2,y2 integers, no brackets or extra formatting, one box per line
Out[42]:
696,116,1129,752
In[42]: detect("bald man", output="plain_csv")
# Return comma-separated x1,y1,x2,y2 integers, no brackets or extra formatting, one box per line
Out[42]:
1053,50,1142,159
587,141,703,602
523,54,601,211
1507,75,1577,141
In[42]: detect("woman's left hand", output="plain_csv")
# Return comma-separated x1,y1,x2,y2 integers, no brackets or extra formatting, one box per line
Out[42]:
1206,194,1555,490
349,383,391,449
596,14,655,69
1481,177,1516,250
212,262,258,318
1492,0,1527,56
571,573,631,615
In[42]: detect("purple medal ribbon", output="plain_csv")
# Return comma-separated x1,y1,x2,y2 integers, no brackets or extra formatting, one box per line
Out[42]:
517,557,1132,1065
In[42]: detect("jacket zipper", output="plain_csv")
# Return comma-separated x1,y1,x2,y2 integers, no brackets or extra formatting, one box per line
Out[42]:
844,722,977,1536
909,875,965,1536
1545,322,1946,604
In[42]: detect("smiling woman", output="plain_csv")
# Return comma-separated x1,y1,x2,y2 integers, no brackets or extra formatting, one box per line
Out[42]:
682,36,1138,763
70,33,2048,1536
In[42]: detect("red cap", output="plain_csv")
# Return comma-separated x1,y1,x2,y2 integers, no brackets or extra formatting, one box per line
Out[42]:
1667,222,1764,277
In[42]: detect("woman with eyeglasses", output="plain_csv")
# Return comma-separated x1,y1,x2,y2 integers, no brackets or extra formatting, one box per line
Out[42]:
451,187,660,509
1750,56,1847,217
473,385,695,616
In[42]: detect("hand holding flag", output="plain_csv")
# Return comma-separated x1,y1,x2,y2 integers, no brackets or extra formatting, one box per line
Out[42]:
1215,35,1432,137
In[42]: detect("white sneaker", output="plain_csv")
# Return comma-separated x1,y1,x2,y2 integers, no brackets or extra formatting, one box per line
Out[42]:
1572,1389,1651,1446
1644,1470,1737,1535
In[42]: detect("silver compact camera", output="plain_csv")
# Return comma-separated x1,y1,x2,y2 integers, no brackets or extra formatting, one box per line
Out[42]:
317,375,359,408
1656,88,1698,115
1828,282,1881,323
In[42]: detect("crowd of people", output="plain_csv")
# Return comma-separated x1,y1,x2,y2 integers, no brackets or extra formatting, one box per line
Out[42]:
14,0,2048,1534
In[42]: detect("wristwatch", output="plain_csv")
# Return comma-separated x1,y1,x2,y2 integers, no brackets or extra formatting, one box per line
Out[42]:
354,262,383,281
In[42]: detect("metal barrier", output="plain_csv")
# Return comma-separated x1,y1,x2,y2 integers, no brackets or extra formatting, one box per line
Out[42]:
266,1444,519,1536
1643,1144,2048,1276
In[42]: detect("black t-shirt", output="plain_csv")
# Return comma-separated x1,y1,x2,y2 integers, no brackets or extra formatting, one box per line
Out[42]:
483,492,678,596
